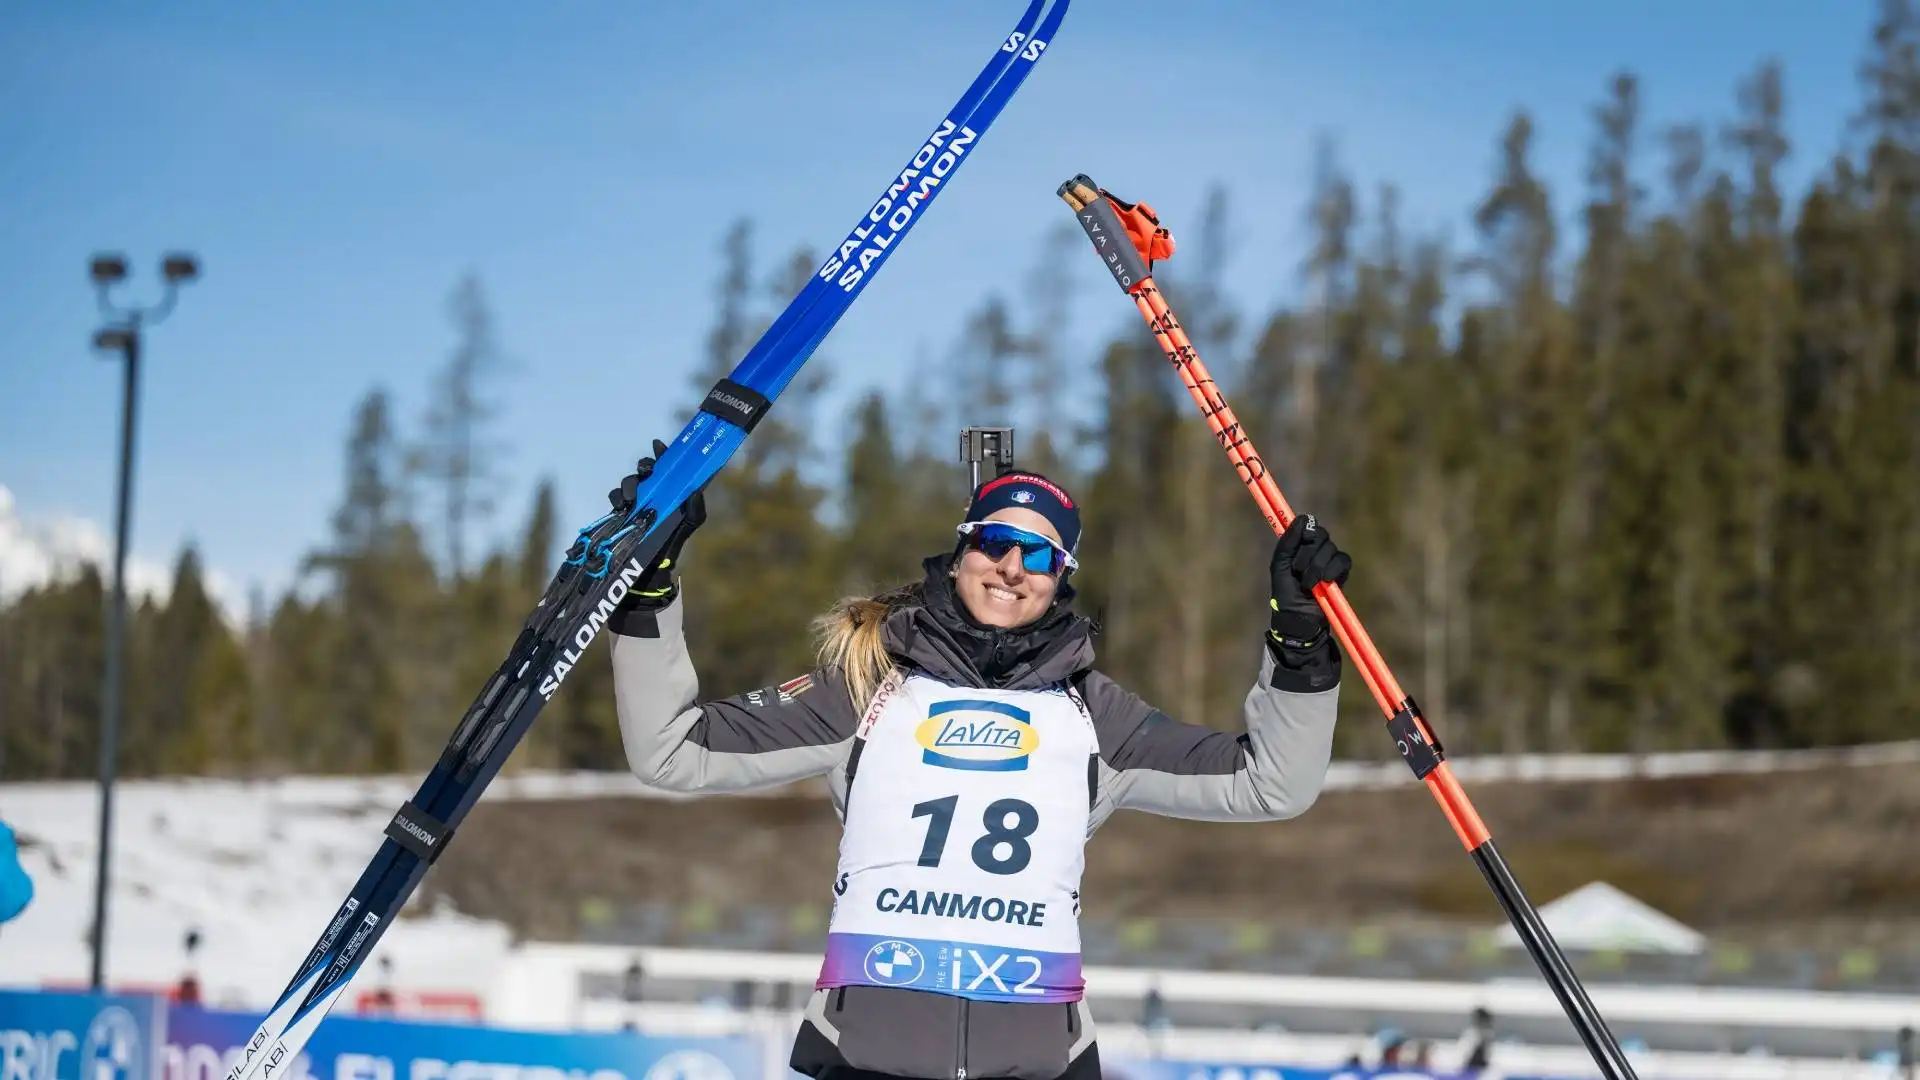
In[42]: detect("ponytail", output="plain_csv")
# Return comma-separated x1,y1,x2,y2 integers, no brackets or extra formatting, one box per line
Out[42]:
811,582,921,715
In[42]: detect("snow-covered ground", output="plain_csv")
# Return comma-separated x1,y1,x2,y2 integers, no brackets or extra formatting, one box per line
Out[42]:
0,775,519,1011
0,769,824,1012
4,739,1916,1015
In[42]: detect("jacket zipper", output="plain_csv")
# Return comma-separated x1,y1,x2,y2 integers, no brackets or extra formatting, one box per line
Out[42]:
955,997,969,1080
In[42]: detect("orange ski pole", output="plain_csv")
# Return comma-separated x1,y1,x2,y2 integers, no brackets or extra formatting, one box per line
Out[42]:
1059,174,1638,1080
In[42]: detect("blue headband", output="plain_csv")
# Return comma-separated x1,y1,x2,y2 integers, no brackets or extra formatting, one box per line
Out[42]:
963,471,1081,552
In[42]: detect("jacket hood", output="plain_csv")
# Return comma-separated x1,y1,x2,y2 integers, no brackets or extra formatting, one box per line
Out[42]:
876,552,1095,690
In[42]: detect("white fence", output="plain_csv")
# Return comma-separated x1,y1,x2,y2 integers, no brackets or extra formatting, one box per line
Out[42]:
491,944,1920,1076
8,737,1912,806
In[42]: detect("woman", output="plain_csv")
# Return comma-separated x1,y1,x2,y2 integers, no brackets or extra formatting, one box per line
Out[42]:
608,443,1350,1080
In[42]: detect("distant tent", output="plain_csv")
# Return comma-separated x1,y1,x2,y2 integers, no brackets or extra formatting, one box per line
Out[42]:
1492,881,1705,955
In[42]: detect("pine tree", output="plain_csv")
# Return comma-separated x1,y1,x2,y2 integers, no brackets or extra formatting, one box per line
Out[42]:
264,592,342,771
841,392,945,593
1467,110,1575,752
1717,60,1797,746
0,570,105,778
302,389,417,771
133,547,250,772
1397,235,1478,751
951,296,1022,430
511,479,571,767
1074,335,1185,713
1297,137,1357,512
1017,222,1082,475
676,223,839,699
518,478,558,595
415,274,511,582
243,585,277,772
1769,1,1920,743
1319,184,1421,749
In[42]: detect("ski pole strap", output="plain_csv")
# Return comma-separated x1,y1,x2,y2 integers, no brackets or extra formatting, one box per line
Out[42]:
700,377,773,432
1056,173,1174,294
1386,698,1444,780
385,800,453,862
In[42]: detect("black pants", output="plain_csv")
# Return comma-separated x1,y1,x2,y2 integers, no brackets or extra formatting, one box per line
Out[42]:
802,1042,1102,1080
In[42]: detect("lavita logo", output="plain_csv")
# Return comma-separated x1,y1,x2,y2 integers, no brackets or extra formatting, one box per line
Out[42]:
915,700,1038,772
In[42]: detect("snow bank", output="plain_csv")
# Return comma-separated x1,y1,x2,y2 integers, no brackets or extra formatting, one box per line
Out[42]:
0,776,510,1012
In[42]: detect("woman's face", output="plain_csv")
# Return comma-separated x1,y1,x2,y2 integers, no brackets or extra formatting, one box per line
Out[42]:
954,507,1063,628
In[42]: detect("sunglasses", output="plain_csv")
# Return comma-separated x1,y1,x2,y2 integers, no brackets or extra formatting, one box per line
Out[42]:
955,520,1079,576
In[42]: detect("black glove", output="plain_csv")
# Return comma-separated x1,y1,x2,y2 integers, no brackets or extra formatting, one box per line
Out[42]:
607,439,707,633
1266,512,1349,692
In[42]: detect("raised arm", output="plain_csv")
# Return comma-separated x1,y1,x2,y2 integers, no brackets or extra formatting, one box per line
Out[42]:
610,595,856,794
602,439,857,795
1086,513,1350,825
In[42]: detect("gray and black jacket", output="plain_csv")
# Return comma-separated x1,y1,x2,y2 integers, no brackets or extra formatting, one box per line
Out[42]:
611,556,1341,1080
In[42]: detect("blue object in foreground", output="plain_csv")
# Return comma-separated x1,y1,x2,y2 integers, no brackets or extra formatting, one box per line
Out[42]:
0,819,33,923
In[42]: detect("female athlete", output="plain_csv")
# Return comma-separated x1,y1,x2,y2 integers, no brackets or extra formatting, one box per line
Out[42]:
608,443,1349,1080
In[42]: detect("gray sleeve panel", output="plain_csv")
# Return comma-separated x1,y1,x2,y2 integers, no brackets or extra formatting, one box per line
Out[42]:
610,596,857,794
1083,649,1339,823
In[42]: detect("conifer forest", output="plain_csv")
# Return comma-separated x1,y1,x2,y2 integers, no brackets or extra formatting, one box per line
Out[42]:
7,11,1920,781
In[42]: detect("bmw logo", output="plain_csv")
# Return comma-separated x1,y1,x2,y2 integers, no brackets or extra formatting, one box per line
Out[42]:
862,940,926,986
82,1006,142,1080
643,1051,737,1080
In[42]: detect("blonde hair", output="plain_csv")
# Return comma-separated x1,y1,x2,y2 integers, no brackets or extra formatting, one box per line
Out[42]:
810,582,922,715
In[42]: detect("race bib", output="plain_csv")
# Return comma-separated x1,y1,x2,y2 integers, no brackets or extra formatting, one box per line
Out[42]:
817,676,1096,1003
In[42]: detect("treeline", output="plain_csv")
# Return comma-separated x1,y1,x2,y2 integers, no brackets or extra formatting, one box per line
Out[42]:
7,7,1920,779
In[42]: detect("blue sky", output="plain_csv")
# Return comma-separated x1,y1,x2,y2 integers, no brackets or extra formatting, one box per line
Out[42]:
0,0,1878,612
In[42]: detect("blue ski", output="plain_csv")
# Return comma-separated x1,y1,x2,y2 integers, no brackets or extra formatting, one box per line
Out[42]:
228,5,1069,1078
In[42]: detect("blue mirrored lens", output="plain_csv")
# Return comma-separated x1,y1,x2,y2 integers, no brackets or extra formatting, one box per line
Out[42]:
971,523,1064,574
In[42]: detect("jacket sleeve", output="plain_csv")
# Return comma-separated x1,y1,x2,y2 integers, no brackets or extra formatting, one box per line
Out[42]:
610,594,859,794
1085,643,1339,825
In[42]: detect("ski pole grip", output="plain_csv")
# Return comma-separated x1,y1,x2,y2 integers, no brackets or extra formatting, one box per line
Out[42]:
1058,174,1153,294
1057,174,1100,209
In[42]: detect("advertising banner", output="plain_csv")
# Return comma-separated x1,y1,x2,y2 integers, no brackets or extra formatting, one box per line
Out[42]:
0,990,1596,1080
163,1007,763,1080
0,989,168,1080
1102,1060,1507,1080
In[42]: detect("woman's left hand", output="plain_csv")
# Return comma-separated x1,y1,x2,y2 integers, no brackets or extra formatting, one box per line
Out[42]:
1268,512,1350,650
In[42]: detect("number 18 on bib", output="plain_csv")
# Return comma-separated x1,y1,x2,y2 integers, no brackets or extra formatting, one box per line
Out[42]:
818,680,1096,1003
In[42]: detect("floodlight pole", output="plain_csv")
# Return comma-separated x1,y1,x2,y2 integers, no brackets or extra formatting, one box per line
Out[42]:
86,252,198,993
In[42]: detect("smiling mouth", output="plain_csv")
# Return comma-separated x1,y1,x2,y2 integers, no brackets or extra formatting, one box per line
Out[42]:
986,585,1022,603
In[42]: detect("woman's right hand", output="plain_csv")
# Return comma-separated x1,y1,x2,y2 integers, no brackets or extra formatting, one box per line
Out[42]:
609,439,708,607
